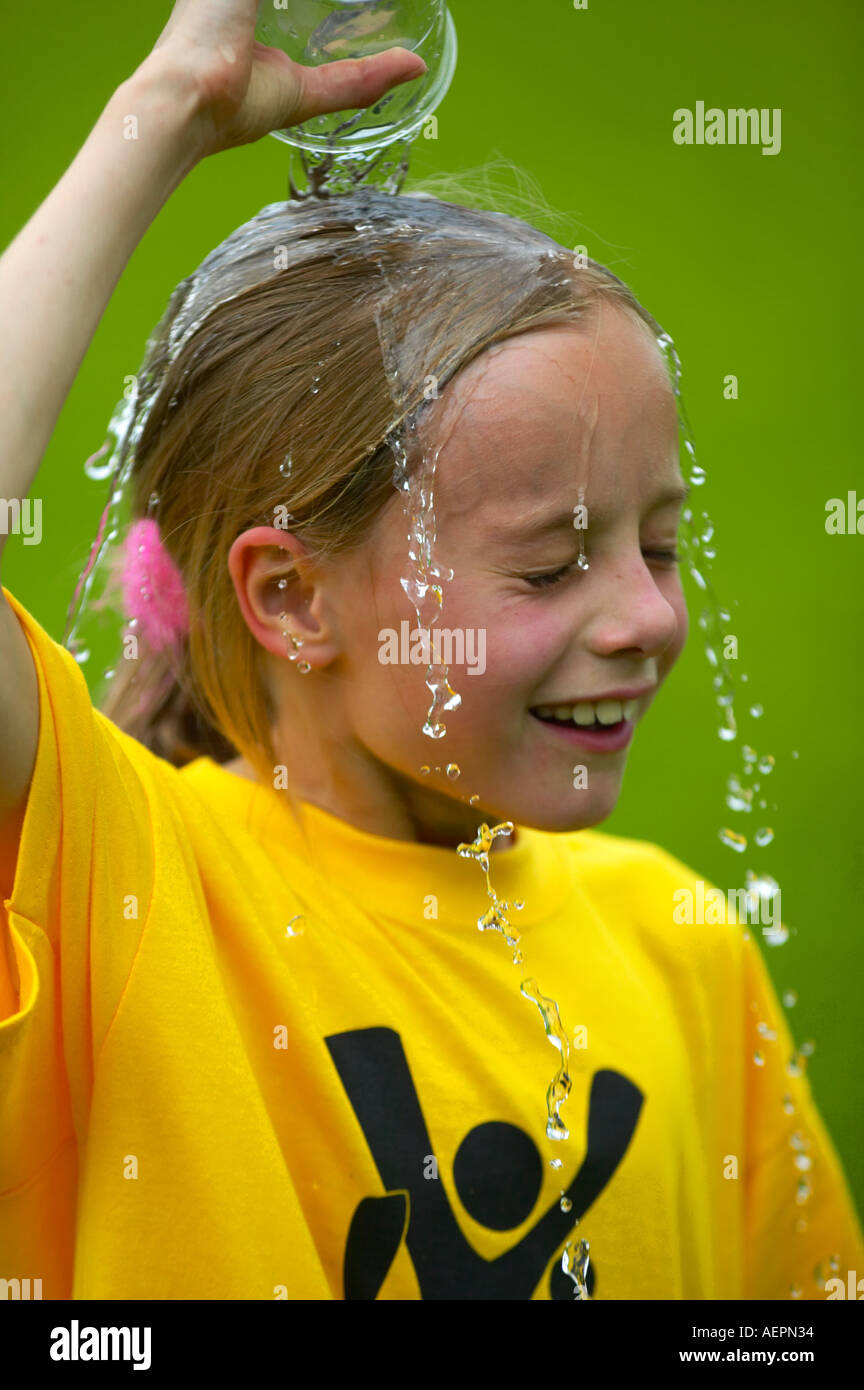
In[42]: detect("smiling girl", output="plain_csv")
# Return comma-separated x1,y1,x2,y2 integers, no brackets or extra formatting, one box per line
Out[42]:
0,0,861,1301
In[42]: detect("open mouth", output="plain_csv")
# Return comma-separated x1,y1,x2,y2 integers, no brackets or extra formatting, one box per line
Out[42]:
530,710,626,732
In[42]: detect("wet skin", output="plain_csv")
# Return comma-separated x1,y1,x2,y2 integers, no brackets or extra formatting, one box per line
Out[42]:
227,301,689,851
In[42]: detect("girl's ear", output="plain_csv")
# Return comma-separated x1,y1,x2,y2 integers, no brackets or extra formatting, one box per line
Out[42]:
228,526,341,673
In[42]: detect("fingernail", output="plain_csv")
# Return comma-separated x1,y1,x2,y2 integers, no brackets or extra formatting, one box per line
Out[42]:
398,61,427,84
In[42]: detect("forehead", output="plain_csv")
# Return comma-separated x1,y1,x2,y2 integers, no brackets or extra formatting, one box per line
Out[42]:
423,308,679,528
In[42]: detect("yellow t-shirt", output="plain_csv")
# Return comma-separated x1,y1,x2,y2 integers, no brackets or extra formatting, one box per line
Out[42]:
1,584,861,1301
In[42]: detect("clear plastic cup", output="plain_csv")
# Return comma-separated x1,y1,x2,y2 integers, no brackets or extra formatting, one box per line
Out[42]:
255,0,457,155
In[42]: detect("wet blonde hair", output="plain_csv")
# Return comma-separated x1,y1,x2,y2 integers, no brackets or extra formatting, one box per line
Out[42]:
99,164,667,791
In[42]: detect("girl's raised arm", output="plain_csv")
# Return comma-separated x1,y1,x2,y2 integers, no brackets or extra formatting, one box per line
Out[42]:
0,0,425,818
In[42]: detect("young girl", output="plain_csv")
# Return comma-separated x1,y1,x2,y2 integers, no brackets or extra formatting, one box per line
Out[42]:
1,0,861,1301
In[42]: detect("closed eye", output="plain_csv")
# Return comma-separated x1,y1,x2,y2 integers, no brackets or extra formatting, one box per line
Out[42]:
521,549,681,590
523,563,577,590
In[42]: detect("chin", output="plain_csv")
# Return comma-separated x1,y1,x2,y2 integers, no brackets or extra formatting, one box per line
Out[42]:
477,791,620,835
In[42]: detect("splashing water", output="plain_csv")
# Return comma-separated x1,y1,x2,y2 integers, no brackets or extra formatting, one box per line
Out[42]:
654,331,821,1254
391,427,461,738
286,140,414,200
456,822,525,965
519,978,573,1142
456,821,590,1295
365,211,463,740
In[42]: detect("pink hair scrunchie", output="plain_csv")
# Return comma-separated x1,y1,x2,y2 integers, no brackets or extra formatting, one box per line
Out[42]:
121,517,190,654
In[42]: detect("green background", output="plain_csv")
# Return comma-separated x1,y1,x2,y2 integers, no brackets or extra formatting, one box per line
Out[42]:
1,1,861,1219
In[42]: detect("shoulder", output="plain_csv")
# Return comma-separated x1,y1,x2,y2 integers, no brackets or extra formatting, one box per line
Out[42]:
561,825,749,970
561,825,706,893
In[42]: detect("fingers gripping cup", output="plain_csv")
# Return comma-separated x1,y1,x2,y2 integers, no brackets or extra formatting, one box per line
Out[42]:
255,0,457,194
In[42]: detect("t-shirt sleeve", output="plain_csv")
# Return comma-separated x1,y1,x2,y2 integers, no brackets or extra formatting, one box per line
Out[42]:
739,928,864,1299
0,584,157,1296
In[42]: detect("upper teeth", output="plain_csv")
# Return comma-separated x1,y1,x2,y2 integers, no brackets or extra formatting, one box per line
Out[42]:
534,698,638,725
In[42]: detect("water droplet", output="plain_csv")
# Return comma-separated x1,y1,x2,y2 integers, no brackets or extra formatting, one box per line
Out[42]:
279,454,293,479
549,1158,563,1170
468,794,479,805
800,1040,815,1057
794,1153,813,1172
560,1195,573,1213
791,750,799,760
83,440,113,480
790,1284,802,1299
742,745,757,764
284,915,304,937
755,827,774,847
762,922,789,947
726,775,754,813
689,464,707,485
147,491,160,513
753,1051,765,1066
783,1093,795,1115
719,827,747,852
420,765,430,776
446,763,460,779
297,660,311,674
757,755,775,774
829,1255,840,1272
795,1179,812,1205
787,1055,804,1078
750,704,763,718
783,990,797,1008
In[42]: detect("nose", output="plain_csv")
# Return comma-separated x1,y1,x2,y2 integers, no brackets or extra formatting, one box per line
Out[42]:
581,547,682,661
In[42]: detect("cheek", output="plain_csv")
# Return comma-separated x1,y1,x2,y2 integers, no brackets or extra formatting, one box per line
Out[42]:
664,585,689,666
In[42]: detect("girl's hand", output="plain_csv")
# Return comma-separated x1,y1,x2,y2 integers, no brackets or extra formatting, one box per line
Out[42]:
148,0,428,158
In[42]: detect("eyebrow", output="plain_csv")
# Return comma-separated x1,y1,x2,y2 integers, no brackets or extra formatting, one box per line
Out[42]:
502,481,691,539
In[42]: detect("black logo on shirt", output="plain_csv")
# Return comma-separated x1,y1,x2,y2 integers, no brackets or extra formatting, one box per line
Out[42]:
325,1027,643,1300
